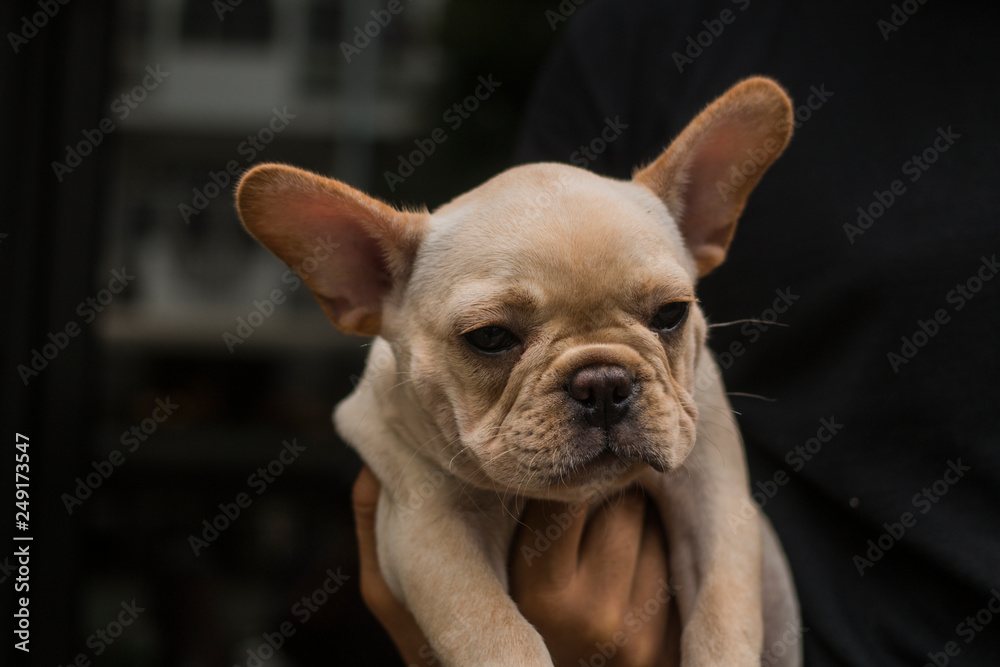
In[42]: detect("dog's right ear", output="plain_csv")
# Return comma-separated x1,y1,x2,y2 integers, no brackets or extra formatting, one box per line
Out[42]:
236,163,427,336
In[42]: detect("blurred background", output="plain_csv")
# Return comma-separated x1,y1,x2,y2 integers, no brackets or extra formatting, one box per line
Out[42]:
1,1,563,664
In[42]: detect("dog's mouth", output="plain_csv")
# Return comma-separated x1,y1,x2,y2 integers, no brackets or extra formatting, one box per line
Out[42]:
459,409,691,498
528,426,671,492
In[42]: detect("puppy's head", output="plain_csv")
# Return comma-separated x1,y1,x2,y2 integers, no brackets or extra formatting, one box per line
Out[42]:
237,78,792,498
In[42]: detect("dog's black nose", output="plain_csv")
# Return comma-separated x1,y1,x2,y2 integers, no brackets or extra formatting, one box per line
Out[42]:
566,365,634,428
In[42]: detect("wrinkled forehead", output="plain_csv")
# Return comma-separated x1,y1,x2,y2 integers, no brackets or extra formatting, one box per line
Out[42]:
409,164,694,304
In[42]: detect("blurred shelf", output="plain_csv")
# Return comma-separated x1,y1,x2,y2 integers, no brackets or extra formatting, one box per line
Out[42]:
98,304,367,354
116,75,432,139
93,424,353,471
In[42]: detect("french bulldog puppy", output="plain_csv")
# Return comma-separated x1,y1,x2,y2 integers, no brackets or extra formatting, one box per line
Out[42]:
237,77,800,666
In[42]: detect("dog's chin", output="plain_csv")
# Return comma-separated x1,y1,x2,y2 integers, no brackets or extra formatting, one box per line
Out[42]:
477,430,688,501
480,459,645,503
547,451,651,495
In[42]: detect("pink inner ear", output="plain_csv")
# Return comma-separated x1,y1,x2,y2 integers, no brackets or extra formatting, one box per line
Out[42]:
293,199,394,333
683,121,746,247
633,78,792,276
331,232,392,312
237,163,422,335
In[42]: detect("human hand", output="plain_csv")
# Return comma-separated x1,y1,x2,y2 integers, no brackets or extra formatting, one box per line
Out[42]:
509,490,680,667
352,466,429,665
351,466,680,666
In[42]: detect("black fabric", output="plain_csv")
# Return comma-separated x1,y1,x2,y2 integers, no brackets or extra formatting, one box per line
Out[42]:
513,2,1000,665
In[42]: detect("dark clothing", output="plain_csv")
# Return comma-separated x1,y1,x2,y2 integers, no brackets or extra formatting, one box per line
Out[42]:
514,2,1000,665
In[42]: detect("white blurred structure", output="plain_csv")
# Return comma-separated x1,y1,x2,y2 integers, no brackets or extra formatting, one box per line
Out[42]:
101,0,446,349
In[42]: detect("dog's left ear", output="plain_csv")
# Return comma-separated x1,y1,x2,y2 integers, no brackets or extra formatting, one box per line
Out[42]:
634,77,793,276
236,163,427,336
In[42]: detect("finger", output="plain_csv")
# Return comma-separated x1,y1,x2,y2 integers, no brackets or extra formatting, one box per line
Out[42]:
578,489,647,595
631,501,671,615
351,467,430,664
511,498,589,589
351,466,392,618
350,467,406,623
617,502,680,667
351,465,381,510
351,466,383,599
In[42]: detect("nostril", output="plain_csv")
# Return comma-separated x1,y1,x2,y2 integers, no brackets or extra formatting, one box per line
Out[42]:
566,365,635,427
566,374,595,404
608,371,633,399
611,384,632,403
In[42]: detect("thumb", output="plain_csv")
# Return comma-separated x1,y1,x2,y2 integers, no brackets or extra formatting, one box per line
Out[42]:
351,466,430,664
352,465,381,537
352,465,384,605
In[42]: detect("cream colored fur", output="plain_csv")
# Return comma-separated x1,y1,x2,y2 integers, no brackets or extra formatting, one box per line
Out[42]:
237,77,801,666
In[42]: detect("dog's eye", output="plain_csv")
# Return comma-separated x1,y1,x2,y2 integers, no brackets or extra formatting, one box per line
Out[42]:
464,326,520,353
650,302,689,333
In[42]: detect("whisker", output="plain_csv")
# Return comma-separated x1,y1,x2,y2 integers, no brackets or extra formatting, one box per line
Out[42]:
707,319,789,329
726,392,776,402
698,403,740,418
